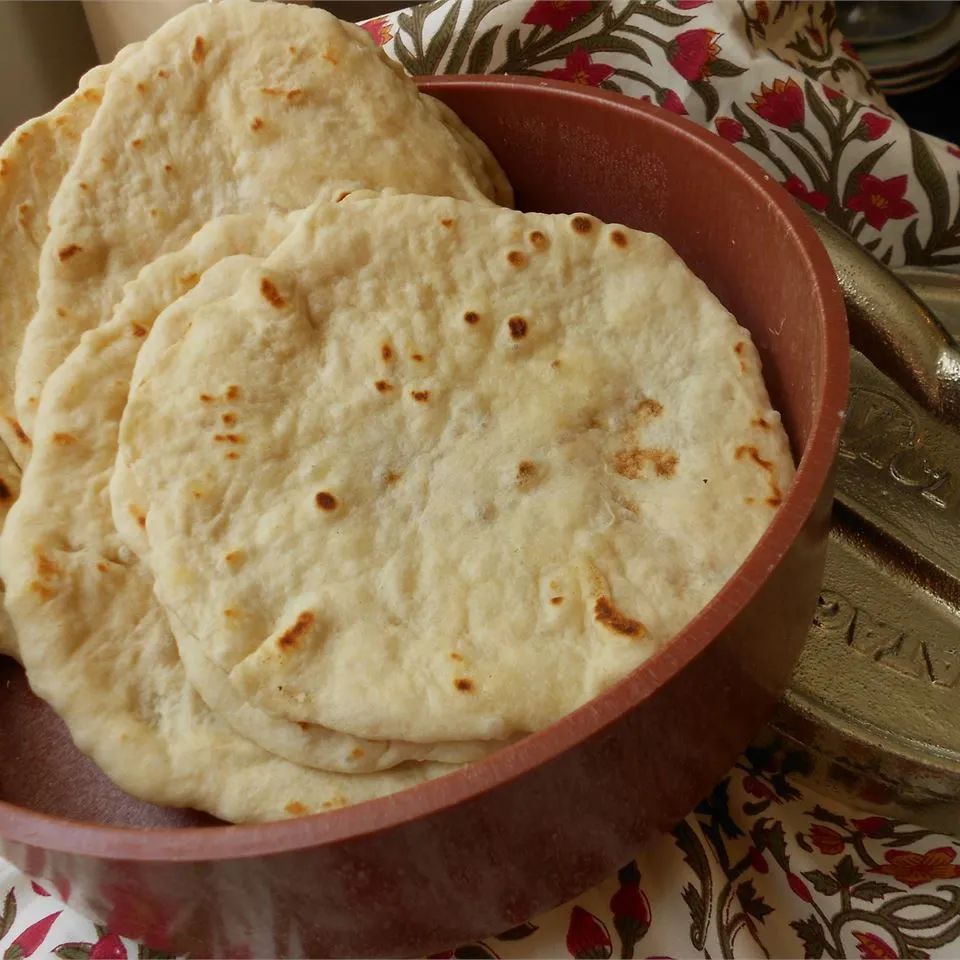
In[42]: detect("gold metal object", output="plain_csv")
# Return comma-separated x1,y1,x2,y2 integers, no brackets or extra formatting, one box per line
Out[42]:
769,214,960,832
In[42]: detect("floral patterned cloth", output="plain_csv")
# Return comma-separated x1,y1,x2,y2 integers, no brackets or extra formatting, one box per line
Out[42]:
3,1,960,957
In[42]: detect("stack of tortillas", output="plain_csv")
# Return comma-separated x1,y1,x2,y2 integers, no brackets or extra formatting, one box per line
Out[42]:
0,0,794,823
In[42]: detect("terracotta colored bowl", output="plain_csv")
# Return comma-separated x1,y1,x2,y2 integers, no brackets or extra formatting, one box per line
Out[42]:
0,76,847,958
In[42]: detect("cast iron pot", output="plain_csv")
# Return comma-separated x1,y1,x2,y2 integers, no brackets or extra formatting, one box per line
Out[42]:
0,75,848,958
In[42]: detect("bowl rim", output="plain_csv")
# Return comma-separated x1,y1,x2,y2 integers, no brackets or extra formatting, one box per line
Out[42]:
0,74,848,861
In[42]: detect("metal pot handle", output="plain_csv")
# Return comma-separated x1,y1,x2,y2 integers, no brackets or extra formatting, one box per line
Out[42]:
802,208,960,422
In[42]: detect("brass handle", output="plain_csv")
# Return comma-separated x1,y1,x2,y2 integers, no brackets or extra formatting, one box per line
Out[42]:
802,208,960,422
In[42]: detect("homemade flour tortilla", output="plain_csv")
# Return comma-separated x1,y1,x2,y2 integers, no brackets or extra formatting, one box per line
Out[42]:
15,0,509,436
0,60,119,465
119,195,795,746
0,244,459,821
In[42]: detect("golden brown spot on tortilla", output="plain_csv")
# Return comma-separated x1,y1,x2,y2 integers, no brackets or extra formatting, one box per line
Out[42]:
16,132,29,144
594,596,646,638
734,342,748,373
285,801,307,816
224,550,244,566
516,460,538,488
6,418,30,447
572,215,593,234
131,322,147,338
454,677,475,692
297,721,312,731
350,748,365,759
199,393,214,403
528,230,548,250
735,444,782,507
635,398,663,420
464,311,479,325
752,416,770,430
226,385,241,400
56,307,68,317
323,50,339,65
157,69,170,79
16,203,31,228
213,433,245,444
149,209,160,218
508,316,528,340
336,189,352,202
34,548,59,581
221,412,237,426
610,230,628,248
613,447,678,479
29,580,55,601
52,432,76,446
180,272,200,289
191,36,206,64
551,359,561,369
58,244,81,262
0,480,10,501
507,250,527,268
384,471,401,486
411,353,424,362
136,82,148,94
381,343,393,362
78,182,89,191
286,88,304,102
411,390,430,403
225,451,240,461
277,611,315,650
96,562,109,573
223,608,240,619
550,596,564,605
250,117,264,131
260,278,286,308
375,380,393,393
315,491,337,511
450,652,463,661
131,138,143,148
191,489,205,499
440,218,454,228
163,164,173,174
127,504,146,529
289,45,298,54
0,159,8,177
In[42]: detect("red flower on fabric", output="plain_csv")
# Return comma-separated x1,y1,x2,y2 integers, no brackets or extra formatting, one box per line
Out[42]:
6,912,62,958
743,775,773,799
749,78,804,128
756,0,769,24
806,26,824,46
29,882,49,897
823,85,844,102
853,931,899,959
673,0,710,7
842,38,861,60
90,932,128,959
566,906,612,959
714,117,744,142
667,29,721,81
360,16,393,47
872,846,960,888
657,89,688,115
846,174,917,229
949,144,960,159
610,882,651,927
809,824,846,855
523,0,594,31
852,816,893,838
783,175,829,212
545,47,615,87
788,872,813,902
748,846,769,873
858,112,891,141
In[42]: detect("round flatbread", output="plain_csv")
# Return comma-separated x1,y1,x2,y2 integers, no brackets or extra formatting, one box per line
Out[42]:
118,194,795,745
15,0,510,437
